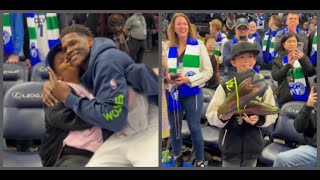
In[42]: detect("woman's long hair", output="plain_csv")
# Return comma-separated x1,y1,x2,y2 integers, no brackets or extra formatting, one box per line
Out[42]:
278,32,301,57
167,13,196,47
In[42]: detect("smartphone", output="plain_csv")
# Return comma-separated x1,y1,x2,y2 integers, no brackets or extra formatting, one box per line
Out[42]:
314,84,317,92
297,42,304,52
171,74,180,80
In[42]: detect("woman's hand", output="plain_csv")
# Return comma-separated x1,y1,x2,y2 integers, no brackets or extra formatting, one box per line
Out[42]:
166,73,176,84
288,52,296,65
292,49,304,60
175,74,190,85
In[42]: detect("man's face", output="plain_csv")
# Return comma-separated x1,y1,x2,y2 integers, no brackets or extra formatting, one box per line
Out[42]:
53,51,80,83
286,14,299,27
61,32,93,68
231,53,257,73
248,22,257,35
236,25,249,40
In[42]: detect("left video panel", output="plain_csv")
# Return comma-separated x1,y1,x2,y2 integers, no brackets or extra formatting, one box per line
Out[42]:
2,12,160,167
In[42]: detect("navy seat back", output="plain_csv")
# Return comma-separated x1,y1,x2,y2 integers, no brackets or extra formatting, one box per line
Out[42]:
201,88,215,119
273,101,306,144
30,62,49,82
3,63,28,96
3,82,45,140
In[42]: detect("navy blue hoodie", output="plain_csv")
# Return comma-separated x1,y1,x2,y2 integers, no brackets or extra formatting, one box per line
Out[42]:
65,38,158,133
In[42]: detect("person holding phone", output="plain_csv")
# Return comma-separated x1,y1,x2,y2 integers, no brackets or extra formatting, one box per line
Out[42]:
162,13,213,167
222,17,263,76
271,32,315,106
273,78,317,167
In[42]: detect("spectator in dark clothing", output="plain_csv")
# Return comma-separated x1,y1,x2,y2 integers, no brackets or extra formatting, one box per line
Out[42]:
204,35,220,89
273,78,317,167
271,32,315,106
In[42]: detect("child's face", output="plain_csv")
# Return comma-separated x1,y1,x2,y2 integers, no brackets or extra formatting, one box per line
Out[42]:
53,51,80,83
231,53,257,72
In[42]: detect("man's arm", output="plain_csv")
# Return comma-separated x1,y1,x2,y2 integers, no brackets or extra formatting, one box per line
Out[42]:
222,41,232,66
274,30,283,54
294,105,312,133
65,59,129,132
254,41,263,66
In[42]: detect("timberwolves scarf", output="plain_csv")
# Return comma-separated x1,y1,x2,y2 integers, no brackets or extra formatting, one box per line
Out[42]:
232,36,260,73
213,32,223,57
248,32,258,44
310,31,317,66
283,55,308,101
167,36,200,111
262,28,279,63
282,27,300,36
3,13,15,55
26,13,60,66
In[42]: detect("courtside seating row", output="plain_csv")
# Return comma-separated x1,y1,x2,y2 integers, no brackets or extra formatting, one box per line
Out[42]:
3,82,45,167
3,62,49,96
180,87,307,167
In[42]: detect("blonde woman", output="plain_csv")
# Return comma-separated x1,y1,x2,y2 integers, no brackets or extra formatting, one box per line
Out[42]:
162,13,213,167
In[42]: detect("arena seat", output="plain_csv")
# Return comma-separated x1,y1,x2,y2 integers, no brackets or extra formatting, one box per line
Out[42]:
30,62,49,82
3,63,28,96
3,82,45,167
259,101,305,166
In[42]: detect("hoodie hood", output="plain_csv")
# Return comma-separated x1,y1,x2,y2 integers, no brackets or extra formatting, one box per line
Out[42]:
88,38,117,67
81,38,117,90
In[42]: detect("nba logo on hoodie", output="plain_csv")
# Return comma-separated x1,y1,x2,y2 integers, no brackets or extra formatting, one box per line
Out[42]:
110,79,117,90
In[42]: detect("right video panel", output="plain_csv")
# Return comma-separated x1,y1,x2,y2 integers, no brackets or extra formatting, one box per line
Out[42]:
161,12,317,168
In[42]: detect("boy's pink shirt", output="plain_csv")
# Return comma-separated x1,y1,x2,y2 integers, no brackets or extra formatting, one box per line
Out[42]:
62,82,103,153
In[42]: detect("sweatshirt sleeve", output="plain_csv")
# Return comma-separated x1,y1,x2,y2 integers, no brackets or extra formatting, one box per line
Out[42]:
44,103,93,131
65,60,129,132
188,41,213,87
294,105,313,133
223,41,232,66
271,57,293,82
254,41,263,66
206,85,229,128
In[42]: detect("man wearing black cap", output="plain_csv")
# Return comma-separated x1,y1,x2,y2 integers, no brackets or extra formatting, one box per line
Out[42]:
222,17,263,76
206,41,278,167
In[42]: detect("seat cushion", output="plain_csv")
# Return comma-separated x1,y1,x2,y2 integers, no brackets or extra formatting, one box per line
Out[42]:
201,126,220,150
259,143,292,167
3,151,43,167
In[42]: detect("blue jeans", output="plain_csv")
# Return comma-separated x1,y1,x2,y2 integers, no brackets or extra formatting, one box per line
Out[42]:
166,90,204,162
273,145,317,167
